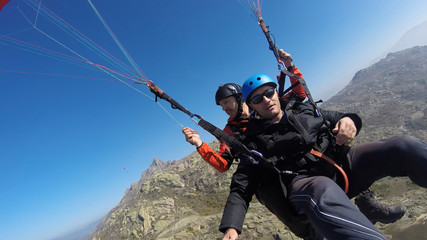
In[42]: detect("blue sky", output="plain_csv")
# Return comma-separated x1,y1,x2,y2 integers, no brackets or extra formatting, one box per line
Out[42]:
1,0,426,240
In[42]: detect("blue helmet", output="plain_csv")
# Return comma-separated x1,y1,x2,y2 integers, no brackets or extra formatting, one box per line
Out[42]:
242,73,277,103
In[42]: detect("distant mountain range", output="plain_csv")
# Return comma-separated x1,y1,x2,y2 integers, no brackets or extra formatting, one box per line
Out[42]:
389,20,427,53
88,45,427,240
322,45,427,142
370,20,427,65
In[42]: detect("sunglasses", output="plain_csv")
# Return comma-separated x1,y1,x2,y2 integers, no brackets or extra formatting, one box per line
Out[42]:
250,88,276,104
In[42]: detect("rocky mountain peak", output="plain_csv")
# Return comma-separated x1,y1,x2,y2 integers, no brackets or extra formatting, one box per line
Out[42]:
151,157,164,167
141,157,176,181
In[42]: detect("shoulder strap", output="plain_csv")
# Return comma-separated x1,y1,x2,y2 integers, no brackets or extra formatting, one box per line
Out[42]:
279,69,317,109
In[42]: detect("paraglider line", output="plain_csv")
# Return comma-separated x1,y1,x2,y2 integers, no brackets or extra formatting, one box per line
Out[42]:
24,0,143,81
34,0,42,27
155,101,184,128
87,0,146,79
0,69,119,82
16,3,37,27
4,26,34,37
6,0,183,128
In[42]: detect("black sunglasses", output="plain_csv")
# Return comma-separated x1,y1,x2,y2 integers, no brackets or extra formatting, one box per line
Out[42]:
250,88,276,104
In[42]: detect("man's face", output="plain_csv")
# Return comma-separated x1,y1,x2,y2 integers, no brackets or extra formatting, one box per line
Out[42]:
248,86,281,121
219,96,239,119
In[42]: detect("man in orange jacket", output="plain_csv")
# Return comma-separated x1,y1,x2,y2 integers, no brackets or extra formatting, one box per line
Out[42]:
182,51,406,239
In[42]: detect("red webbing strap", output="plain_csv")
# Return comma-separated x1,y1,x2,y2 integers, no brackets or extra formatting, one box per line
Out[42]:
310,149,349,194
148,81,193,116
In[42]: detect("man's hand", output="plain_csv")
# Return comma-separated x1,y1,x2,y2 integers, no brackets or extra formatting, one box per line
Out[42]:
222,228,238,240
182,127,203,147
278,49,293,68
332,117,357,146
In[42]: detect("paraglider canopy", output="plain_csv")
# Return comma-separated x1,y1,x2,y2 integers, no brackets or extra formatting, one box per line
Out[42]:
0,0,10,11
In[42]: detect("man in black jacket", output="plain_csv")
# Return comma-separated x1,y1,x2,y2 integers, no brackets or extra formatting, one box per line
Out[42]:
219,73,427,240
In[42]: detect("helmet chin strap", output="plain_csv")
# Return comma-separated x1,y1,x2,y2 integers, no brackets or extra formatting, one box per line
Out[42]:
235,95,244,119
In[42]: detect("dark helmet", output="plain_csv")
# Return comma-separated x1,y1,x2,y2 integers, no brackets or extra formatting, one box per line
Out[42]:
215,83,242,105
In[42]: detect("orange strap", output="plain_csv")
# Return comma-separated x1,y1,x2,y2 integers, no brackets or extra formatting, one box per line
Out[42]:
310,149,349,194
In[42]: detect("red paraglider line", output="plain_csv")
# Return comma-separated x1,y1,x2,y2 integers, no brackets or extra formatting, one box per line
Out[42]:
0,69,123,82
249,0,262,17
93,64,146,84
0,35,145,84
1,35,89,64
2,0,183,127
30,0,145,81
87,0,147,80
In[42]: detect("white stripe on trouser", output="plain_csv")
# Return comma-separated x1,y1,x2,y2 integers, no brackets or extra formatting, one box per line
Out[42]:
290,194,388,240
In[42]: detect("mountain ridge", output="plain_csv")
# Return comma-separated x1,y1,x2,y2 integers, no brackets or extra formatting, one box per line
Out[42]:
89,46,427,239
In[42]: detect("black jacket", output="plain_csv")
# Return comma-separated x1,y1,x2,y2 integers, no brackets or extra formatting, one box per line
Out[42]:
219,99,362,235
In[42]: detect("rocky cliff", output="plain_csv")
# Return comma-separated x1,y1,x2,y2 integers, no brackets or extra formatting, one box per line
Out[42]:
90,141,295,240
90,46,427,240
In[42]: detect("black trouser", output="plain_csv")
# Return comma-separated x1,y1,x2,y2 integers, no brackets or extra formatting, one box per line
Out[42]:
256,172,323,239
288,135,427,240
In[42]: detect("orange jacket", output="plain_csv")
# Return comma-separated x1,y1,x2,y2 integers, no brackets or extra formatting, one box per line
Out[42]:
197,117,248,173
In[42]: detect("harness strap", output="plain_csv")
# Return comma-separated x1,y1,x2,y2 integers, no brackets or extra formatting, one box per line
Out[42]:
280,69,317,107
310,149,349,194
280,81,301,98
197,118,261,165
277,70,287,96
